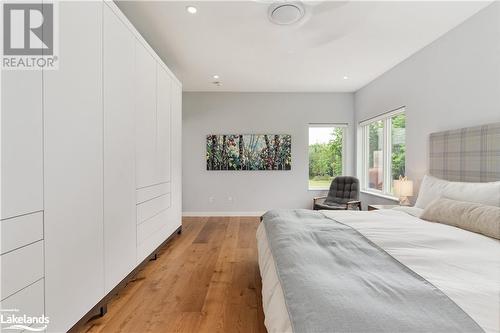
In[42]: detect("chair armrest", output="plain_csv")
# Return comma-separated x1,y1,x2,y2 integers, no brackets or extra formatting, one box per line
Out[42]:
312,196,328,210
313,196,327,203
346,200,362,210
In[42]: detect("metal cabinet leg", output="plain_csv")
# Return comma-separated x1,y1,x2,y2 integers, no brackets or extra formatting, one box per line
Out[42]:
99,305,107,317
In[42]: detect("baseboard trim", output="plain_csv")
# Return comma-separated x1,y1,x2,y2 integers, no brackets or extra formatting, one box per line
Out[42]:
182,211,266,217
67,225,182,333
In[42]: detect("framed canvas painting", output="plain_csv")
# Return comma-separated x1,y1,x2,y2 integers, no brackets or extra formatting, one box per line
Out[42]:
206,134,291,170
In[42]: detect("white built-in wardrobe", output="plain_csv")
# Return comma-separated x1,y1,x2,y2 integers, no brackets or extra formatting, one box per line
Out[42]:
0,1,182,332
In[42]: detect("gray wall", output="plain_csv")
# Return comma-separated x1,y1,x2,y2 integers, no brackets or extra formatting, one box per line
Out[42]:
354,2,500,207
182,92,354,213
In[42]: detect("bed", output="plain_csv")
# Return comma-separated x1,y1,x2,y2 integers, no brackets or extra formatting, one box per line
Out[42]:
257,123,500,333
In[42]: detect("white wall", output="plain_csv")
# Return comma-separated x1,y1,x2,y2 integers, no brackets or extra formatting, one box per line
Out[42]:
354,2,500,206
183,92,354,214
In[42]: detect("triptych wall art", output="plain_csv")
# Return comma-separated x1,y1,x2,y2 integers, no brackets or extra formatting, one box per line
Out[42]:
206,134,292,171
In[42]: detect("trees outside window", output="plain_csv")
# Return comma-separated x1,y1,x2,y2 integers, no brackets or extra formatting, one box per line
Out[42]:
390,113,406,191
308,125,345,190
368,120,384,190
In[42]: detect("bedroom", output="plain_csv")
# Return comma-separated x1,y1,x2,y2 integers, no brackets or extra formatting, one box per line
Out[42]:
0,1,499,332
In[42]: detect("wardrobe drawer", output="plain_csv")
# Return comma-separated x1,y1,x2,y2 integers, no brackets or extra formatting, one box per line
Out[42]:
1,240,44,300
136,193,171,225
136,182,170,204
137,209,168,245
0,278,45,330
1,211,43,255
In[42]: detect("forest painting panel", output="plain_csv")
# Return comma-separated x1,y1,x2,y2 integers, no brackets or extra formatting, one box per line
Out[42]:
206,134,291,171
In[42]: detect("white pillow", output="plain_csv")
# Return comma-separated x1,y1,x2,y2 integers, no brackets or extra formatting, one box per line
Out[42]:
420,197,500,240
414,175,500,209
390,206,424,218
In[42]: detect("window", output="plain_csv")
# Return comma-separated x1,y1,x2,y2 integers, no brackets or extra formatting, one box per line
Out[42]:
308,124,346,190
368,120,384,190
359,108,406,197
390,113,406,191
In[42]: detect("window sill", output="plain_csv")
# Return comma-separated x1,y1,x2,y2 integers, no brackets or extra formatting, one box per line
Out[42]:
360,190,399,202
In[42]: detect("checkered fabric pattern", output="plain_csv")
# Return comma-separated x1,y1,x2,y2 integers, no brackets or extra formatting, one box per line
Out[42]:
429,122,500,182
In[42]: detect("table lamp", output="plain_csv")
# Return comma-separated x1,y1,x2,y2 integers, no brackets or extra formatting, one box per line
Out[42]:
393,176,413,206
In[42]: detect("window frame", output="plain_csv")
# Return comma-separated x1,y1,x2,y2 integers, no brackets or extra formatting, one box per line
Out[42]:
308,123,348,191
358,107,405,198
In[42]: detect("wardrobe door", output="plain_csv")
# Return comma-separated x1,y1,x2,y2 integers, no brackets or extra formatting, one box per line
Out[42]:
103,3,136,293
156,65,172,184
169,82,183,233
1,70,43,219
43,2,104,332
135,41,157,189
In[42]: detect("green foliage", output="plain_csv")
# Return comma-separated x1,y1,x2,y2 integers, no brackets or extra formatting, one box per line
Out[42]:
368,121,383,167
309,128,343,182
367,114,406,181
391,114,406,180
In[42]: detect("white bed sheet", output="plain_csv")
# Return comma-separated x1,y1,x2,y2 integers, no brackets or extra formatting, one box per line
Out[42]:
257,209,500,333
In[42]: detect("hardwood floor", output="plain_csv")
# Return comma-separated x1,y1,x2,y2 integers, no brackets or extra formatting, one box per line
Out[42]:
79,217,267,333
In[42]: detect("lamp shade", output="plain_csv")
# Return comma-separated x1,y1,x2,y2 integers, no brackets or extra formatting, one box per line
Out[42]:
394,178,413,197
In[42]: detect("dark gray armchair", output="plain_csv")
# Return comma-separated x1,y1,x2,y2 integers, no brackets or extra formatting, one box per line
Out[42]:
313,176,362,210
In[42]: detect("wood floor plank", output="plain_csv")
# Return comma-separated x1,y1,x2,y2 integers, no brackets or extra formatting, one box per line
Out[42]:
237,219,256,249
178,243,221,312
224,304,258,333
197,281,230,333
171,312,203,333
212,218,239,284
193,218,227,244
78,216,267,333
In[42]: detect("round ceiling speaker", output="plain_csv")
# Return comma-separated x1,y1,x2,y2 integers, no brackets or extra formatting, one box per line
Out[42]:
269,2,305,25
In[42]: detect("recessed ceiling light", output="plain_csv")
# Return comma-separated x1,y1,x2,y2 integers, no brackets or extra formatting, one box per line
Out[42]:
213,75,220,80
343,76,349,80
269,3,305,25
186,6,197,14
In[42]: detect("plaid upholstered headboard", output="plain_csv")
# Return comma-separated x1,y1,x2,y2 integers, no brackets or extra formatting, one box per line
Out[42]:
429,122,500,182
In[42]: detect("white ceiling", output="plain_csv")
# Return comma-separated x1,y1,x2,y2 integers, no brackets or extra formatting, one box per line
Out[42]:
116,1,491,92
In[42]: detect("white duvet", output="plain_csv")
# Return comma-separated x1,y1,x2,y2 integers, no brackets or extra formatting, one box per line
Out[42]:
257,209,500,333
